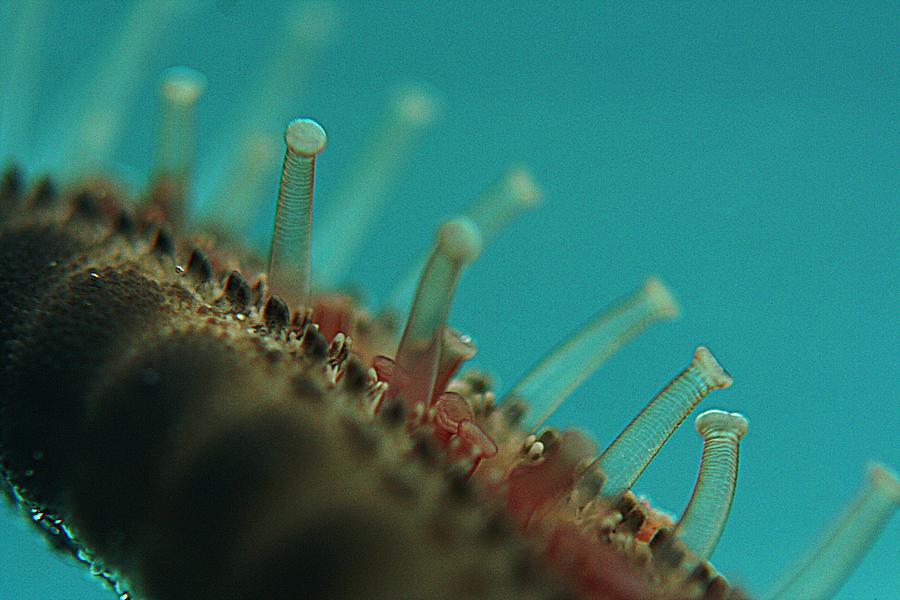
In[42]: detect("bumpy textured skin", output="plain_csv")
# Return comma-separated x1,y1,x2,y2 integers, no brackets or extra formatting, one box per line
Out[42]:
0,178,578,600
0,175,748,600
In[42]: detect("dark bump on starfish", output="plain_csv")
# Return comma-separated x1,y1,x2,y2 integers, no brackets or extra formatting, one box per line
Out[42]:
72,190,99,218
186,249,213,283
223,271,251,311
262,294,290,332
151,226,175,257
341,357,369,394
410,430,440,466
0,163,23,205
301,327,328,359
443,467,474,504
28,176,56,208
115,210,136,235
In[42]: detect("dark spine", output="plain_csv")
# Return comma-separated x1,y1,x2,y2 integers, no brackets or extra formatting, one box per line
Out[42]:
0,182,571,600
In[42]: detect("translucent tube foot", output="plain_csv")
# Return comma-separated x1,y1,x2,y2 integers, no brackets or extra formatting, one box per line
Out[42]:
594,346,732,499
266,118,327,305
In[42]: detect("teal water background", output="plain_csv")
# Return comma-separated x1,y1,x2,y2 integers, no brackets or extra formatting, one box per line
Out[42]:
1,2,897,598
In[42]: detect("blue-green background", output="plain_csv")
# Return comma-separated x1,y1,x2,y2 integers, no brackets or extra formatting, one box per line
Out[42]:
1,2,897,598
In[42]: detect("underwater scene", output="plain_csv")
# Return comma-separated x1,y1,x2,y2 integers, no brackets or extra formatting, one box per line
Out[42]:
0,1,897,599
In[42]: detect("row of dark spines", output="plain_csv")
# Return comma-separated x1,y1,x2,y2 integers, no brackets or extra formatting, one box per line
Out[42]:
0,164,169,252
215,269,380,398
139,217,373,394
144,232,290,334
550,489,747,600
2,164,434,492
0,163,213,277
1,164,115,222
0,167,550,595
602,491,751,600
1,166,314,341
